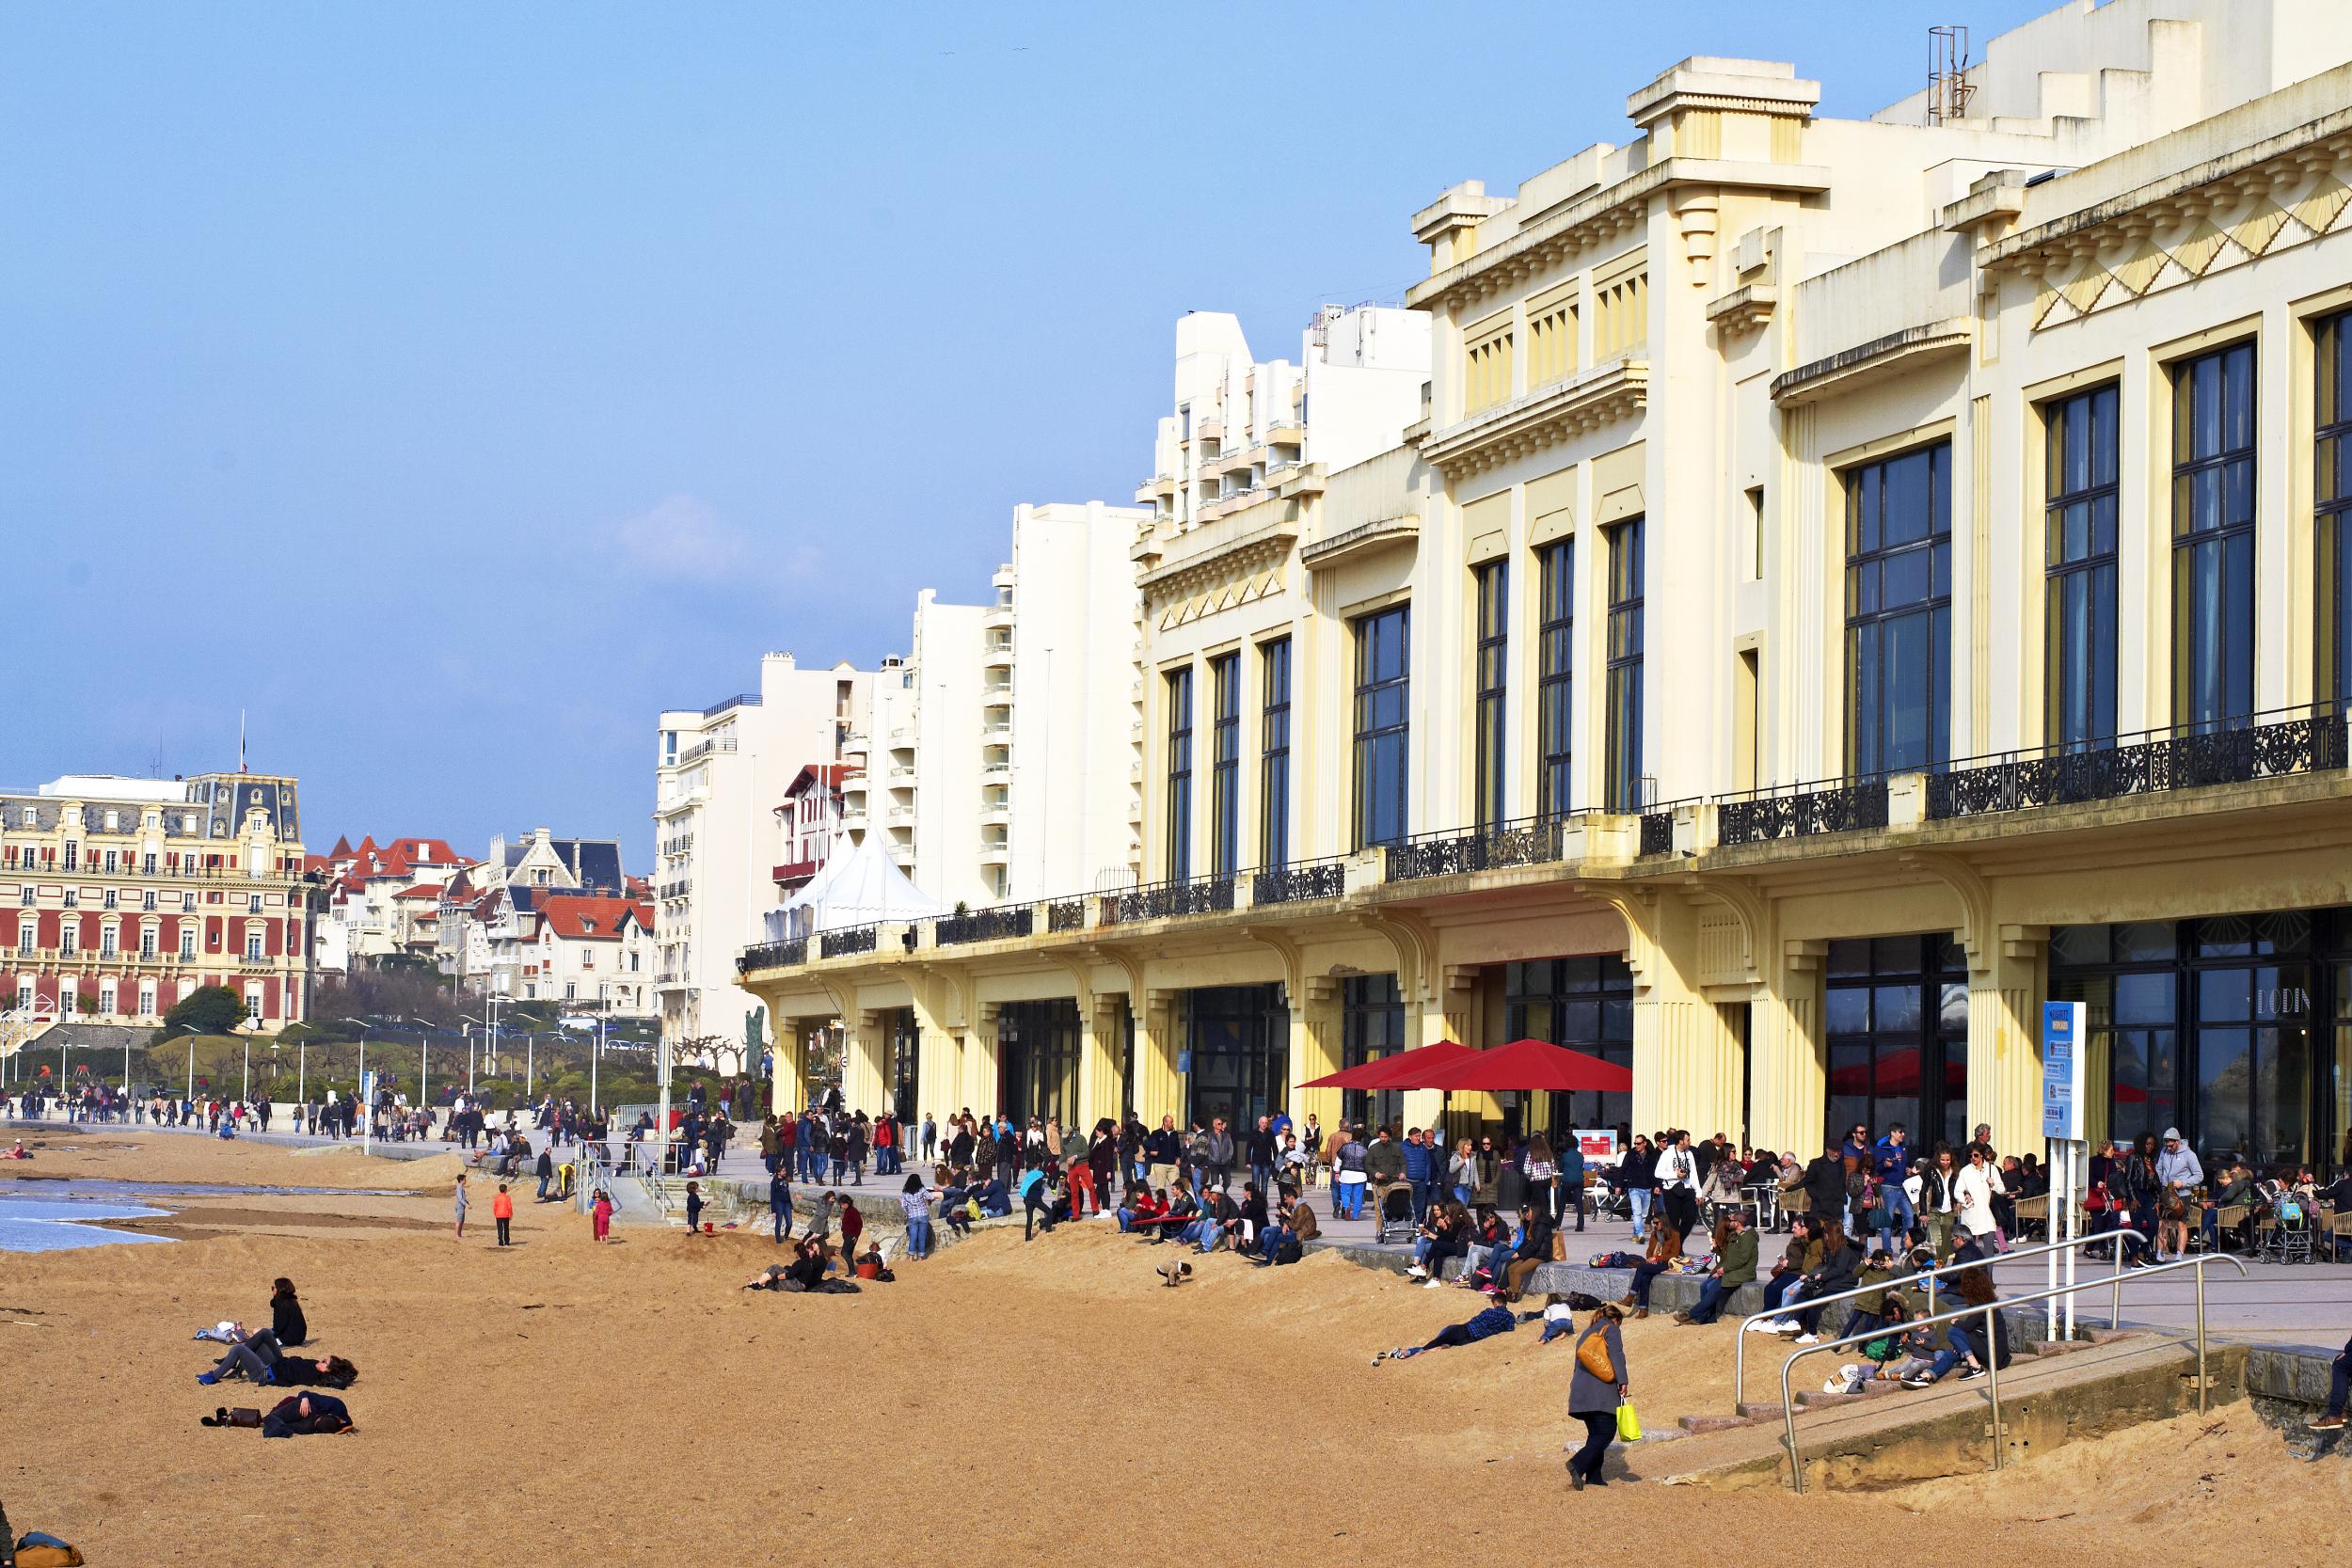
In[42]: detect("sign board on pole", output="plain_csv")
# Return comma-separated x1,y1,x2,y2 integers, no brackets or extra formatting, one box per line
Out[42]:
2041,1001,2085,1142
1574,1129,1619,1161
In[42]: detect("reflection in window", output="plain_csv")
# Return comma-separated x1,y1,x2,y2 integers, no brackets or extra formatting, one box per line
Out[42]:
2171,343,2256,732
2045,384,2119,750
1352,606,1410,847
1474,560,1509,827
2317,313,2352,711
1537,540,1574,816
1604,520,1645,811
1164,666,1194,881
1845,445,1951,774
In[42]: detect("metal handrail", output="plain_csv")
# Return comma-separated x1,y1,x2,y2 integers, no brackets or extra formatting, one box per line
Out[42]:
1774,1251,2248,1495
1732,1227,2148,1413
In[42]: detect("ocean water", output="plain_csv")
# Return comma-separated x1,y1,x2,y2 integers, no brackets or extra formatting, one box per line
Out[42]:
0,1196,176,1252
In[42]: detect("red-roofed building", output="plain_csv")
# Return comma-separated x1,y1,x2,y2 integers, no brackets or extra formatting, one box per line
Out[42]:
502,892,656,1016
771,763,858,893
314,833,475,974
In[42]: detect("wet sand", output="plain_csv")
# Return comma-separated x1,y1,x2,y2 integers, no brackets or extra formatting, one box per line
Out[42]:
0,1134,2341,1565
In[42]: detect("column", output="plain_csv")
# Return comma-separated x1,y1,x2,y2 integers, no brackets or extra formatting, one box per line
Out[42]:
1132,989,1184,1125
1749,939,1827,1157
841,1006,888,1116
768,1010,809,1116
1629,897,1744,1138
1076,994,1126,1132
908,986,964,1130
1967,925,2047,1154
1288,977,1343,1136
961,1004,1001,1115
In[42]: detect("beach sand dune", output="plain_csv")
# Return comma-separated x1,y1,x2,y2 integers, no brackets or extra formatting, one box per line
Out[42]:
0,1148,2340,1565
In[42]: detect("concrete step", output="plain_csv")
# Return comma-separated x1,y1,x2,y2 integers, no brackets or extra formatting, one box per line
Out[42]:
1668,1331,2245,1492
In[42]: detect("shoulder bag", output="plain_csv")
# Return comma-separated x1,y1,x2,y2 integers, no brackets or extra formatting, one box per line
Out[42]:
1575,1327,1616,1383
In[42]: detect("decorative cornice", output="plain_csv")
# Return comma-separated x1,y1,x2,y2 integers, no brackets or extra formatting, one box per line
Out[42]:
1771,321,1971,407
1300,515,1420,572
1405,158,1830,317
1420,359,1649,480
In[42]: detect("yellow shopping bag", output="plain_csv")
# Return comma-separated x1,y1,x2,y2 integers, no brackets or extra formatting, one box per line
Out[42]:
1615,1401,1642,1442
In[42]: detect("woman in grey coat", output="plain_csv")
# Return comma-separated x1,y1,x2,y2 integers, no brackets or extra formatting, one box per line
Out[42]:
1567,1301,1629,1489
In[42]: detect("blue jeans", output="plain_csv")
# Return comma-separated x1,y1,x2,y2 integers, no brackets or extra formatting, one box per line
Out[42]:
1408,1180,1432,1223
907,1216,934,1258
771,1203,788,1242
1878,1186,1915,1253
1335,1180,1364,1220
1686,1276,1734,1323
1761,1272,1803,1313
1629,1189,1652,1239
1928,1323,1979,1381
1538,1317,1575,1343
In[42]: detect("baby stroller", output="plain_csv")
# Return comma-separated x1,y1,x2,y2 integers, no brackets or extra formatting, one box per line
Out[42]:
1369,1180,1417,1244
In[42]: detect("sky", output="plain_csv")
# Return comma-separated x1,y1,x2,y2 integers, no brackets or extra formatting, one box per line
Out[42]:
0,1,2058,867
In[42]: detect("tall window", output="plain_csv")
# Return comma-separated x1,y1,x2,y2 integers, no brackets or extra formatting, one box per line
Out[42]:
1259,638,1291,867
1352,605,1410,847
1165,667,1193,881
1604,519,1645,810
1537,540,1574,817
2045,383,2120,751
1845,444,1951,774
2172,342,2256,732
1208,652,1239,878
1824,935,1970,1152
2318,312,2352,711
1473,559,1509,827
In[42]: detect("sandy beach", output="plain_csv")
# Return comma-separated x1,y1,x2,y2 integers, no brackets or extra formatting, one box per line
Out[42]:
1,1131,2343,1565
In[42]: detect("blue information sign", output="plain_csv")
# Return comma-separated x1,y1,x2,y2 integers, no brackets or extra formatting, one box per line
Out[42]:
2042,1001,2084,1141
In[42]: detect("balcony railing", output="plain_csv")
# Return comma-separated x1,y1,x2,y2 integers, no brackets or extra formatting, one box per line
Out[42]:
1926,707,2349,822
1046,897,1087,932
1386,813,1576,880
1250,859,1345,906
738,938,806,973
936,905,1035,945
676,736,738,768
820,925,878,959
1101,874,1234,926
1637,797,1698,857
701,691,761,717
1717,775,1890,847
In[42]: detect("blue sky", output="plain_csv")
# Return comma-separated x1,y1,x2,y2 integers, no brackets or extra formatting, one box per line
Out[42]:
0,1,2052,865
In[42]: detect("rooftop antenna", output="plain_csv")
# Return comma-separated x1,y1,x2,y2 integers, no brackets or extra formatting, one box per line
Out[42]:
1928,25,1975,126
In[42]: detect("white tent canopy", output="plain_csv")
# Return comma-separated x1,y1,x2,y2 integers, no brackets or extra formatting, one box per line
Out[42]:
761,832,946,942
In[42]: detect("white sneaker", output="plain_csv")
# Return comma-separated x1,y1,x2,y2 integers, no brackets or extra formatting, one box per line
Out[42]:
1406,1264,1427,1279
1795,1333,1820,1346
1422,1279,1445,1290
1743,1319,1774,1333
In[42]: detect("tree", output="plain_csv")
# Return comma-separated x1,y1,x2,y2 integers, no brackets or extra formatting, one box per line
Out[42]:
157,985,246,1040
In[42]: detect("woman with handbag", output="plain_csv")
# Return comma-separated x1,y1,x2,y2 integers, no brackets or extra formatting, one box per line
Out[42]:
1567,1302,1629,1490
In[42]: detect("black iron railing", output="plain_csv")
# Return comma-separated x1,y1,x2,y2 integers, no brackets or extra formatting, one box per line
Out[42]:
738,938,807,973
1717,776,1890,847
1250,859,1346,905
1927,707,2349,821
1102,874,1235,926
1047,898,1088,932
1385,814,1576,880
936,905,1035,945
819,925,879,958
1638,797,1697,857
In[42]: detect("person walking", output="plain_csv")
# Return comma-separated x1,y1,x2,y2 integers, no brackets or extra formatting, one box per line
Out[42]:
1567,1302,1629,1490
592,1186,613,1243
453,1174,469,1241
492,1182,515,1246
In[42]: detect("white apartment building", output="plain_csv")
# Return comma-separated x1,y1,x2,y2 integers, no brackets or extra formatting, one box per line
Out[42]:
656,652,870,1055
1134,303,1432,530
743,0,2352,1177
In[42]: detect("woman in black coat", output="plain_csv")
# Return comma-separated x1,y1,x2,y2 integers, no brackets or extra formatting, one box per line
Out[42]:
270,1278,307,1348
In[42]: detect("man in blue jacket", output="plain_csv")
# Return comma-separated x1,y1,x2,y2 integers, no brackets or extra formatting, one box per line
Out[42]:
1403,1128,1435,1223
1872,1124,1915,1254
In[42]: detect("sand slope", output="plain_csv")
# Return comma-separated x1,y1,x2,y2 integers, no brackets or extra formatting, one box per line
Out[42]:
0,1151,2341,1566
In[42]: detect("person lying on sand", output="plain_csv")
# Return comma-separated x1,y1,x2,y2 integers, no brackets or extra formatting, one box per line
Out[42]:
198,1330,356,1389
262,1392,355,1437
1372,1301,1518,1363
3,1140,28,1160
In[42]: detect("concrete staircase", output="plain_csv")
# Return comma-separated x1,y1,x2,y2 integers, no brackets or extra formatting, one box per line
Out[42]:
1655,1330,2248,1491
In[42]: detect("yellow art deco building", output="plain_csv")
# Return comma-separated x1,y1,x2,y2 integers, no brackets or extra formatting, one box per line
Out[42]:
743,0,2352,1172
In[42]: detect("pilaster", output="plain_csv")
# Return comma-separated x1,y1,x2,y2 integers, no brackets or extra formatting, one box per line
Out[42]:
1134,989,1184,1124
1289,975,1343,1136
1750,937,1827,1155
1967,924,2048,1153
842,1006,889,1116
1076,993,1127,1132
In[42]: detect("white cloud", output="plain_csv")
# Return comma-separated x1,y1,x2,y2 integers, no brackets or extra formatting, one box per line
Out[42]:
609,494,753,582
